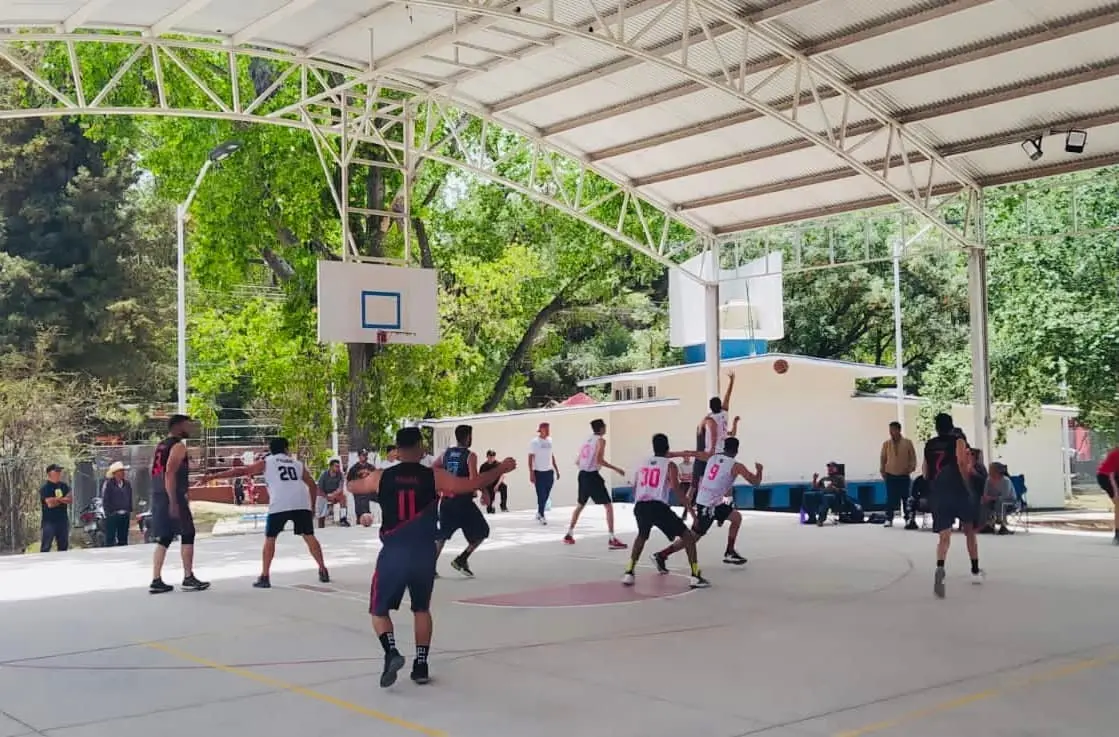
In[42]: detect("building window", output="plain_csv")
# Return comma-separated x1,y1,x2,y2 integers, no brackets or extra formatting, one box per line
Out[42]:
648,385,657,398
614,389,623,401
624,387,633,400
635,387,644,399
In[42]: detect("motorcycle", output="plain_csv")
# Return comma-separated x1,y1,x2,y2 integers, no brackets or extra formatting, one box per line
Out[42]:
78,497,107,548
136,500,155,544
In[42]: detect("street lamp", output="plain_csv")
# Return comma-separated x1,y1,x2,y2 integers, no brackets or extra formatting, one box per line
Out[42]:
176,141,242,414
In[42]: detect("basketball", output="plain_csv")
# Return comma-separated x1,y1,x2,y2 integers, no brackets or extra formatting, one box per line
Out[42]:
774,359,789,375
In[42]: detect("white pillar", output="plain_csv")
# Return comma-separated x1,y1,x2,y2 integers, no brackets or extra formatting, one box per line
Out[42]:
175,203,188,415
704,240,721,400
967,245,993,460
892,241,905,428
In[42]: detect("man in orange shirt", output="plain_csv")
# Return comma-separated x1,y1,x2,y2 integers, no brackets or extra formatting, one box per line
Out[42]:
1096,447,1119,544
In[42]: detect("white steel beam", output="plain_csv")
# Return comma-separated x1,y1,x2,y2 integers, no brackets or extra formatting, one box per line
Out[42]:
232,0,321,45
61,0,116,33
391,0,981,249
150,0,214,35
304,3,397,57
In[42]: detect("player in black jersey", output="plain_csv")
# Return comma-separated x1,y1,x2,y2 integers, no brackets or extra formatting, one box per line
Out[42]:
348,427,515,687
432,424,490,577
149,415,209,594
923,412,984,598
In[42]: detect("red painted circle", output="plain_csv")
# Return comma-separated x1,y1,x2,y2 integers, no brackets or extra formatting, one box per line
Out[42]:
457,576,694,608
774,359,789,374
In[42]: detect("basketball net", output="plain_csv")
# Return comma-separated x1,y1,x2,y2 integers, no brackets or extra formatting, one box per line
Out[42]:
376,331,388,346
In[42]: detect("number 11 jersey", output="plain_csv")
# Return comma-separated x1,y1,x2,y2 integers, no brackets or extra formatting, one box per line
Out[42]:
378,462,438,546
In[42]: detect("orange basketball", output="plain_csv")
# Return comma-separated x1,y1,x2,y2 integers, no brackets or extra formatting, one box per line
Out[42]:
774,359,789,375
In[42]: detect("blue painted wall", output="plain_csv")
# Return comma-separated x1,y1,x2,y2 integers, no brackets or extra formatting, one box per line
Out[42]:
682,339,768,364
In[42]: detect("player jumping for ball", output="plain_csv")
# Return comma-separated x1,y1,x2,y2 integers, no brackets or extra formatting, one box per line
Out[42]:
656,437,759,571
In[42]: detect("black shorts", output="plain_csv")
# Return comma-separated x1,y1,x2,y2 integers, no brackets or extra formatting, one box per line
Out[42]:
150,492,195,541
353,493,375,517
634,500,689,540
437,496,490,544
265,509,314,538
693,503,734,536
370,544,437,616
1098,473,1115,498
931,492,977,533
577,470,611,505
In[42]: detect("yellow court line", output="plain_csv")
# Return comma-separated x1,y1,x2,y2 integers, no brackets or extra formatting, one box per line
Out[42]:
834,651,1119,737
143,641,447,737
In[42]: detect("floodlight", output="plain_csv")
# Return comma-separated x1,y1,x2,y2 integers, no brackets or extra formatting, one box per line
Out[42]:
208,141,242,163
1065,129,1087,154
1021,136,1043,162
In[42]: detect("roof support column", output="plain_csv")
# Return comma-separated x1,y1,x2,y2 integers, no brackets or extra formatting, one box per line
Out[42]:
704,238,721,403
967,192,992,461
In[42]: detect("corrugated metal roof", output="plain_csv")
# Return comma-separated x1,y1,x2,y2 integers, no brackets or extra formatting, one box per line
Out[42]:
19,0,1119,238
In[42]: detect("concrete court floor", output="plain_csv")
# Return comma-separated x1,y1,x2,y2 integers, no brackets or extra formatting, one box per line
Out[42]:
1,507,1118,737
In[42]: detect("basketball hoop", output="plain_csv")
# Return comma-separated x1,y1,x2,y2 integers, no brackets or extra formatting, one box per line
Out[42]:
376,331,389,346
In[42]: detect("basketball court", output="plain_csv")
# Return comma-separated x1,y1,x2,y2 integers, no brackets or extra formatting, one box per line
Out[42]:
2,512,1118,737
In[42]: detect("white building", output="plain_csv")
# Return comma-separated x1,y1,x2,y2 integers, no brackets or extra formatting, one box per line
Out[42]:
425,354,1075,511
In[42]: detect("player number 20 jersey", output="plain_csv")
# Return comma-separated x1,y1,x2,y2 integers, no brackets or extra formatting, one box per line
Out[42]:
264,453,309,514
633,456,671,504
695,453,735,507
577,435,601,472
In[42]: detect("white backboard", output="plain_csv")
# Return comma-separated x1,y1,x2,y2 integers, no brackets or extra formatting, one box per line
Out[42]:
668,252,784,347
317,261,439,345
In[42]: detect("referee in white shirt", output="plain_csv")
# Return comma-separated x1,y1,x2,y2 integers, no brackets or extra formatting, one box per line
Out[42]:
529,422,560,525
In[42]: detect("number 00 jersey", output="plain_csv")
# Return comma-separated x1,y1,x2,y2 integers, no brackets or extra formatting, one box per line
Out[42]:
695,453,736,507
264,453,309,514
633,456,672,504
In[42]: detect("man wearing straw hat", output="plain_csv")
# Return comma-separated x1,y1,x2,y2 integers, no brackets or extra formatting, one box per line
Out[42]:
100,461,134,547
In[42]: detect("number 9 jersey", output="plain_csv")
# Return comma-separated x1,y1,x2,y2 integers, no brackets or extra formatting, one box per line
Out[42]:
695,454,735,508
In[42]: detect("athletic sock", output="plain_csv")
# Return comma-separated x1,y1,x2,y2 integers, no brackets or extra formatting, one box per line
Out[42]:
415,645,429,664
936,560,945,568
625,560,635,574
971,558,980,574
378,632,396,654
690,561,700,576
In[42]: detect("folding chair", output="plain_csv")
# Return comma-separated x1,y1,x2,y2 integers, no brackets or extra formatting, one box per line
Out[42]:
1006,475,1029,533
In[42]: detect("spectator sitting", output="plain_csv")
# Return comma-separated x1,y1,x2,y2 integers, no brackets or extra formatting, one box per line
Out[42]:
978,462,1016,535
904,475,931,530
805,462,846,526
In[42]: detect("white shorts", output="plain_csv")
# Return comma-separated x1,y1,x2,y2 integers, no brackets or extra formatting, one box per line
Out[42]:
315,496,329,518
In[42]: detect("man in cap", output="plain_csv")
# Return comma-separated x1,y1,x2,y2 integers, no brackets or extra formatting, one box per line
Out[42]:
100,461,134,546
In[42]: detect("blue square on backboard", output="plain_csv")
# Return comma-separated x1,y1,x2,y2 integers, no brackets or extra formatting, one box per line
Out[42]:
360,290,402,330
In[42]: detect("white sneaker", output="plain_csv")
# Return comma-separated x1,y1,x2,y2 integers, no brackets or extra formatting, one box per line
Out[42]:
622,572,635,586
884,518,893,527
972,569,986,585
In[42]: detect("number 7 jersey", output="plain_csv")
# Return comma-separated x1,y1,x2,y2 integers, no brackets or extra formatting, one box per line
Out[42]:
633,456,672,504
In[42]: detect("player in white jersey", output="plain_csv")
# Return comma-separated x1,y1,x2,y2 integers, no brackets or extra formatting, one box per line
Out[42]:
564,418,627,550
198,437,330,588
623,434,708,588
655,437,760,571
684,371,737,521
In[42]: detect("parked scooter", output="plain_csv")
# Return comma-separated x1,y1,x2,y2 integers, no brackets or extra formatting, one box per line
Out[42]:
136,500,155,544
78,497,107,548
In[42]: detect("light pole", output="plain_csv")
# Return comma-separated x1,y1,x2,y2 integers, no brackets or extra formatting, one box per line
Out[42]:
176,141,242,414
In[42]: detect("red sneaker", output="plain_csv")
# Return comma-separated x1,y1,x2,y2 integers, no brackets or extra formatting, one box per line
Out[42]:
563,534,575,545
608,538,628,550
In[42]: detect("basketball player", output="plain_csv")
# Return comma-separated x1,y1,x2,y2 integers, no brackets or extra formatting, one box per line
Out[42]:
684,372,737,521
656,437,758,571
432,424,490,577
348,427,515,687
925,412,984,598
148,415,209,594
624,434,708,588
197,438,330,587
565,418,627,549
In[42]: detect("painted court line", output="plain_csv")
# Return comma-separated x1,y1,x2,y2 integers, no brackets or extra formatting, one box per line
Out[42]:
833,650,1119,737
143,641,447,737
